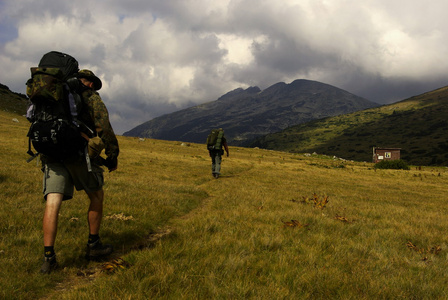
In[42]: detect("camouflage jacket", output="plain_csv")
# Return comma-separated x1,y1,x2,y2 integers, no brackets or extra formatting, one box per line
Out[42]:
79,89,119,161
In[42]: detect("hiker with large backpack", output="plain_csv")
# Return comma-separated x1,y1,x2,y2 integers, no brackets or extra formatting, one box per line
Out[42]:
206,128,229,178
26,51,120,274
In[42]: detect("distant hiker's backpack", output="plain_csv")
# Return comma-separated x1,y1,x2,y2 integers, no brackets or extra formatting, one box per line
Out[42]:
206,128,224,151
26,51,87,161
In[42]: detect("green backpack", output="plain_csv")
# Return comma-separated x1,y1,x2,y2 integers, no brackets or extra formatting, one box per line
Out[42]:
25,51,87,161
206,128,224,150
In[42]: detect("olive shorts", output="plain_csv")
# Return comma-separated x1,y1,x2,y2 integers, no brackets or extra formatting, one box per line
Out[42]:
43,157,104,200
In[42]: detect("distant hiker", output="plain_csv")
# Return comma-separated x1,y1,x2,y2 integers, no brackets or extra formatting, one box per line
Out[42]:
26,52,119,274
206,128,229,178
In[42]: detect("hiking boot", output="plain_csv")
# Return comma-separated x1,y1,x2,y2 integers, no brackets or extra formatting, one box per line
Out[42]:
40,255,58,274
85,240,113,260
213,173,219,179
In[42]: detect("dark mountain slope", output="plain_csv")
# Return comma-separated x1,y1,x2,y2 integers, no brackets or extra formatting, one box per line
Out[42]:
124,79,378,146
250,86,448,166
0,83,29,115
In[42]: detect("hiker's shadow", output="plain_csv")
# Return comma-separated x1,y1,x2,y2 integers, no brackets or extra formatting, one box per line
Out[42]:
214,174,236,179
63,228,153,269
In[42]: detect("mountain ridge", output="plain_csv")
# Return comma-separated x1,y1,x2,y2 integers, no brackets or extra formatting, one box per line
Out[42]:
124,79,379,146
250,85,448,166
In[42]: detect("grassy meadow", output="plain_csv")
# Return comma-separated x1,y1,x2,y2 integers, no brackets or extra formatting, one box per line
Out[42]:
2,110,448,299
251,86,448,166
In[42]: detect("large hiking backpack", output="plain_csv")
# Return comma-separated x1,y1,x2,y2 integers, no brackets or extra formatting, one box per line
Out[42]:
206,128,224,151
26,51,87,161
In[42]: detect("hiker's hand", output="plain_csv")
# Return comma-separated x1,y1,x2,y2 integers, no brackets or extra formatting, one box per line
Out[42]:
105,157,118,172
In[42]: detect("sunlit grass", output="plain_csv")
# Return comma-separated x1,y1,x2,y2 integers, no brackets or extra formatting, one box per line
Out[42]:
2,110,448,299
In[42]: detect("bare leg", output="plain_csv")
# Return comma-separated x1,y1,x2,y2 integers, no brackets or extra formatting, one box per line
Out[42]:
85,188,113,259
87,189,104,235
43,193,64,246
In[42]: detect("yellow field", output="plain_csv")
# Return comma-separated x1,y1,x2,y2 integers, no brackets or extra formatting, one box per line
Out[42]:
1,110,448,299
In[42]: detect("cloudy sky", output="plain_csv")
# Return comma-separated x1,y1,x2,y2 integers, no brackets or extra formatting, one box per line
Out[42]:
1,0,448,134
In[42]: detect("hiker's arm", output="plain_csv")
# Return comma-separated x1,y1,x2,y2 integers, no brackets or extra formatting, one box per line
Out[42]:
89,93,120,169
223,141,229,157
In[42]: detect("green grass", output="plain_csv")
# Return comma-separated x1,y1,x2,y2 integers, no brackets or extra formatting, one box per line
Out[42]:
2,108,448,299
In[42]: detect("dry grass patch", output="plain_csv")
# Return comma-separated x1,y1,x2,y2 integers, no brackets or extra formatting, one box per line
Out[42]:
2,110,448,299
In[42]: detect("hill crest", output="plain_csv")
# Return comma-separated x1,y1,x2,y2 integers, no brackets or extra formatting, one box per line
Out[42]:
250,85,448,166
124,79,379,146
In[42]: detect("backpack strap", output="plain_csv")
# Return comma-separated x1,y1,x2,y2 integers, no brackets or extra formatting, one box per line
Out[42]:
66,78,94,136
67,79,93,171
84,146,92,172
65,79,80,125
26,138,39,162
26,122,38,162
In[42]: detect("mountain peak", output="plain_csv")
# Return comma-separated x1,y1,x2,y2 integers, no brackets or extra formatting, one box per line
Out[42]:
124,79,378,146
218,86,261,101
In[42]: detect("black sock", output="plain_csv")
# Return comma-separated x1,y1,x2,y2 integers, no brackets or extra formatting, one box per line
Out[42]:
88,234,100,244
44,246,55,258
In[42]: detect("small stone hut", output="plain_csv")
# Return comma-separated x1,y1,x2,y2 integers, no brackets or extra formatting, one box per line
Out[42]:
372,147,401,163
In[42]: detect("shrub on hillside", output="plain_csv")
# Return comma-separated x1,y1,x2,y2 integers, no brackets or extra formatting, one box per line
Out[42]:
374,159,410,170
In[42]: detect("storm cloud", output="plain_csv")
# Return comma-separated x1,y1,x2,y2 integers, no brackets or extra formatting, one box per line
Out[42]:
1,0,448,134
